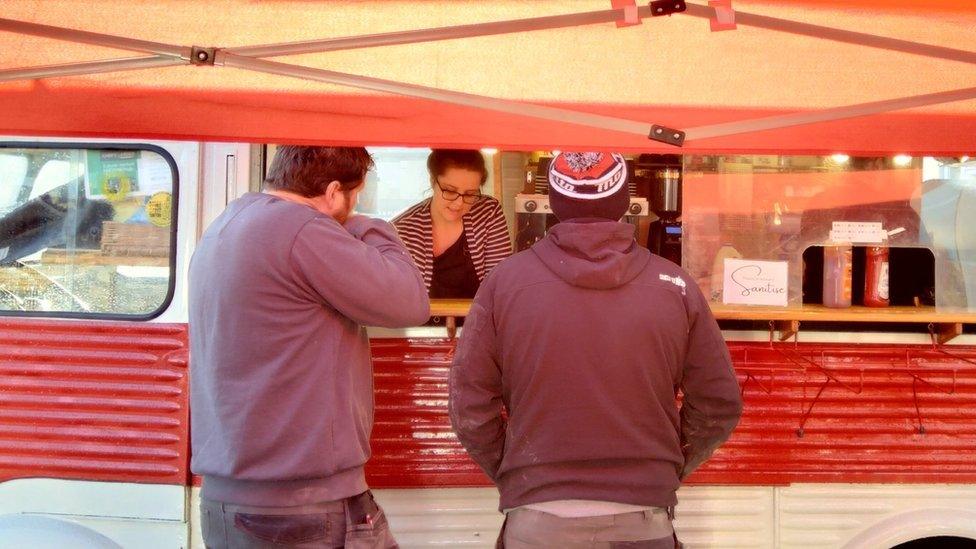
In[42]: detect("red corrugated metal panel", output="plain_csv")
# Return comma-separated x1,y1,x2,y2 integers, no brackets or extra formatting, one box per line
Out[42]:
366,339,976,487
368,339,485,486
695,343,976,485
9,325,969,489
0,319,188,485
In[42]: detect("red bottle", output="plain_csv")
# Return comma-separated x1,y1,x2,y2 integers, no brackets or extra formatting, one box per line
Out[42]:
863,239,890,308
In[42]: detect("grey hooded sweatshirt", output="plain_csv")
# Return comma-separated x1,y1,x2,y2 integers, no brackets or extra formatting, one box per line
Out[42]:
189,193,429,506
449,219,742,510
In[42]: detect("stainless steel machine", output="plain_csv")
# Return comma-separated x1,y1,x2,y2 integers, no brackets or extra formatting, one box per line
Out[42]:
514,193,649,252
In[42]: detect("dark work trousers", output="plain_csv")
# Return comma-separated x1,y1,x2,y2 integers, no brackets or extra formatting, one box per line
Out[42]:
201,490,398,549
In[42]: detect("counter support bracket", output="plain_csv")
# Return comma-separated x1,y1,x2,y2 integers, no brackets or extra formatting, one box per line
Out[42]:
930,322,963,345
445,316,458,340
769,320,800,344
775,320,800,343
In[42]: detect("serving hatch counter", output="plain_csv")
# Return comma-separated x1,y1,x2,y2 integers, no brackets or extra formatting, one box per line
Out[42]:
431,299,976,342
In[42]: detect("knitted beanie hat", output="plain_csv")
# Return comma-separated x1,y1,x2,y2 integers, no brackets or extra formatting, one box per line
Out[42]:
547,152,630,222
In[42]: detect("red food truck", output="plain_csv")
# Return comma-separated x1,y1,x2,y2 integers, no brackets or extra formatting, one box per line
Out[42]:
1,2,975,547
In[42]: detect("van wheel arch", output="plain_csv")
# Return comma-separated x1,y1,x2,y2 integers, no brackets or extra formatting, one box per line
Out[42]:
0,514,122,548
842,509,976,549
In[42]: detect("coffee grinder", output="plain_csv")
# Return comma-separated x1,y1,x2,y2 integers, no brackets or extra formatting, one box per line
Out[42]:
639,154,683,265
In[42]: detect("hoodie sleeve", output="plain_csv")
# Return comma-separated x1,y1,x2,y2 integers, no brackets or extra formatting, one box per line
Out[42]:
291,215,430,328
678,282,743,479
448,277,506,481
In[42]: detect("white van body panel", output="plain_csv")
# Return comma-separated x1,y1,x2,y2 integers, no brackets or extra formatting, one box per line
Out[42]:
0,479,187,549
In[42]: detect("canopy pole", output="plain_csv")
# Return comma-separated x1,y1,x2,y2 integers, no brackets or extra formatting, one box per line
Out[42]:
0,6,657,93
0,17,190,59
684,2,976,66
0,56,183,83
227,6,653,58
219,52,657,138
684,86,976,141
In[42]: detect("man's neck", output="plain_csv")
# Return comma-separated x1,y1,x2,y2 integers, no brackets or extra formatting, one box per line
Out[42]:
264,189,316,209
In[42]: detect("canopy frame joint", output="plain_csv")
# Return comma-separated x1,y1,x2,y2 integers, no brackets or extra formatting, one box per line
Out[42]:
649,0,687,17
191,46,217,66
649,125,685,146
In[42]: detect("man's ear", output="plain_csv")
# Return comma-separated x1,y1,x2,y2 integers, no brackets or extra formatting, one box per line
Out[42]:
323,180,344,209
324,180,343,201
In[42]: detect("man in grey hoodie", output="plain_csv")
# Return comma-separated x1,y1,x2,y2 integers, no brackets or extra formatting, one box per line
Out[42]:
449,152,742,548
189,146,429,548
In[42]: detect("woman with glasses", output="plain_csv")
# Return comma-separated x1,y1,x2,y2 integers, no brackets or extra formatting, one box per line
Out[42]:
393,149,512,299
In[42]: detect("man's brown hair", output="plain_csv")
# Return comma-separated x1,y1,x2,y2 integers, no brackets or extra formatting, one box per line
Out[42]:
264,146,374,197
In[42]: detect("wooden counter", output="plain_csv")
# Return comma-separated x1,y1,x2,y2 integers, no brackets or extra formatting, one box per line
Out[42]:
430,299,976,343
709,304,976,324
429,299,473,318
433,299,976,322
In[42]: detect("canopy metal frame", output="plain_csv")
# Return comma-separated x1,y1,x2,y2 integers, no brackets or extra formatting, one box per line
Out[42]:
0,1,974,147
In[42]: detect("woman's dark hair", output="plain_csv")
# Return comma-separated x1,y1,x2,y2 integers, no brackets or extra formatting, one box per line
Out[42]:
264,146,374,197
427,149,488,185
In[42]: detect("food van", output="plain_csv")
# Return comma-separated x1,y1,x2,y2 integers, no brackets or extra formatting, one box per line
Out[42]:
1,2,975,548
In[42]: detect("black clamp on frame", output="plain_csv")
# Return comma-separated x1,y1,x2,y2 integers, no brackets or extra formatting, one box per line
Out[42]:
190,46,217,66
650,0,687,16
649,125,686,146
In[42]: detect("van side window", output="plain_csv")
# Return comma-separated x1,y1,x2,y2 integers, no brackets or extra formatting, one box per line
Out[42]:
0,145,176,318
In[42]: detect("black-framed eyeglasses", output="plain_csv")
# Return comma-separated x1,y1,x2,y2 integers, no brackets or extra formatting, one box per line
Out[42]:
435,180,483,205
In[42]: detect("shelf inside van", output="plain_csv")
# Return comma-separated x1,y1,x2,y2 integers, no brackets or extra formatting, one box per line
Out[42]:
40,249,168,267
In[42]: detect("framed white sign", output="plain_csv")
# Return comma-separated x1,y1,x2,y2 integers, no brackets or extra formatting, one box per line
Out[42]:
722,258,789,306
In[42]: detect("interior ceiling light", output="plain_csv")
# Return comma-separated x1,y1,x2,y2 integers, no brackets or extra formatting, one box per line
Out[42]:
935,156,971,165
830,154,851,164
893,154,913,167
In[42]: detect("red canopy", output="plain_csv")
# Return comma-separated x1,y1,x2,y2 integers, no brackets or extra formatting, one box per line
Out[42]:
1,1,974,153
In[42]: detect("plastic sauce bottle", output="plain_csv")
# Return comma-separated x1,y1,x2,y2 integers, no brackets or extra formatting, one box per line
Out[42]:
822,243,853,308
710,243,743,302
863,234,890,308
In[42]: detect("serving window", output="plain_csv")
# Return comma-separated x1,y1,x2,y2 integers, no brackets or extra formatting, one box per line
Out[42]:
264,145,499,222
682,154,976,313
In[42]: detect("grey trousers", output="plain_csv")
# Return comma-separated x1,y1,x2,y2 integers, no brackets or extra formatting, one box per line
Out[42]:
501,507,677,549
201,491,398,549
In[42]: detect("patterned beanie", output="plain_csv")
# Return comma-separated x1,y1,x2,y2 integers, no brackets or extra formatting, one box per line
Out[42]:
547,152,630,222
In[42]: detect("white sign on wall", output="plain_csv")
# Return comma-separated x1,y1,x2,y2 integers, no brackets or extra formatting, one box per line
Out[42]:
722,258,789,306
829,221,886,243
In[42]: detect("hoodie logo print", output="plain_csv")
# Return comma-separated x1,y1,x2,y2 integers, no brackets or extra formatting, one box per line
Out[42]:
659,274,687,295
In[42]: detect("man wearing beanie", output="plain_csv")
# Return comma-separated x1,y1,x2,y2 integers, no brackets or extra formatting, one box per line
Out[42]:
449,152,742,548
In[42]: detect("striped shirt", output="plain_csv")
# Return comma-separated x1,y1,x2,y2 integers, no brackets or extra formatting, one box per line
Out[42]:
392,197,512,291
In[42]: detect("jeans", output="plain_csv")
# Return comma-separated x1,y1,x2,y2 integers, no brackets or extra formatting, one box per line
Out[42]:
201,490,398,549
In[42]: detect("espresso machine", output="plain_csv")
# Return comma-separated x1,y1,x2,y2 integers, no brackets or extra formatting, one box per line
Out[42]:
515,156,648,252
637,154,683,265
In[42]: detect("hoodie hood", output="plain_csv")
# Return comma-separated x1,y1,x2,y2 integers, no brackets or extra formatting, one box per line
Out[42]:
531,219,650,290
